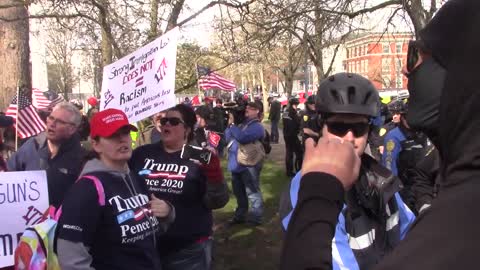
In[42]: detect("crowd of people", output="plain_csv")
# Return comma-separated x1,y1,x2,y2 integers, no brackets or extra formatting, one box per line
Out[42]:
1,0,478,269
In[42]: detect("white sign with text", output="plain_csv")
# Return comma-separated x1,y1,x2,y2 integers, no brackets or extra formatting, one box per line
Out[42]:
100,27,179,122
0,170,49,267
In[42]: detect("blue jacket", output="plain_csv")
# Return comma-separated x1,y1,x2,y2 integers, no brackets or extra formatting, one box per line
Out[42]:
225,119,264,173
381,127,406,176
281,170,415,270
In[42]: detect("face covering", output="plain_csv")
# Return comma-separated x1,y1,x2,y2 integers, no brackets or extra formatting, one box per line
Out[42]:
406,57,446,146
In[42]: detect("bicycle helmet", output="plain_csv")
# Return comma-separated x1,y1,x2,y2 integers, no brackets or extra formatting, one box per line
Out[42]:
316,73,379,117
388,99,408,114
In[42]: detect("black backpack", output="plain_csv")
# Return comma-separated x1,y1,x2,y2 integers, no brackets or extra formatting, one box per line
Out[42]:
262,130,272,154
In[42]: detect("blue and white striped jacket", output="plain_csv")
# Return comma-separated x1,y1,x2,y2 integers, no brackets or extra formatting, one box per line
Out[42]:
281,160,415,270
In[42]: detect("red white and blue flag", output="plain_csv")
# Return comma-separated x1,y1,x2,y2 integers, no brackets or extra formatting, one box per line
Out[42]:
116,208,152,224
6,93,46,139
32,88,64,110
197,65,236,91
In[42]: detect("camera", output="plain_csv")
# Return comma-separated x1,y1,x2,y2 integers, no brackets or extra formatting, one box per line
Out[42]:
224,99,246,125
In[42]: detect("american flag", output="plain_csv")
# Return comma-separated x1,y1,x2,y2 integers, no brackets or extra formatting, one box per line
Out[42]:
6,93,46,139
32,88,64,110
197,65,236,91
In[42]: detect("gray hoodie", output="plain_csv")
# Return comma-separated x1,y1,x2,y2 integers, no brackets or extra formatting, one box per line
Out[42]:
57,158,175,270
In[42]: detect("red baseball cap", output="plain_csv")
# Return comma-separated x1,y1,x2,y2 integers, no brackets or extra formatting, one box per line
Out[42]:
89,108,138,138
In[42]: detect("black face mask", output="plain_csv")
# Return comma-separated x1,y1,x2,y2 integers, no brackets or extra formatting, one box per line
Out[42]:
406,57,446,146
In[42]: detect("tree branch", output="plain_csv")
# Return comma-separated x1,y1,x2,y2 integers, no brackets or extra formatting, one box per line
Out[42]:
176,0,256,29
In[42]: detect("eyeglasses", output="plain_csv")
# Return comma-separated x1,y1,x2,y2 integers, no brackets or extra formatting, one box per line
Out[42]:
47,115,75,126
407,40,420,73
160,117,185,126
326,121,370,137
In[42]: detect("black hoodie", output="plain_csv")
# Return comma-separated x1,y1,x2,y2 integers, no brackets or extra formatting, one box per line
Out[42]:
281,1,480,269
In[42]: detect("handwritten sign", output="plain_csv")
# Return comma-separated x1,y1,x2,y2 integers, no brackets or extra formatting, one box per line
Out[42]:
100,27,179,122
0,170,49,267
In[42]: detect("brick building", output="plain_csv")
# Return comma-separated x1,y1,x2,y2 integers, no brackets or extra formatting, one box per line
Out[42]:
344,32,414,90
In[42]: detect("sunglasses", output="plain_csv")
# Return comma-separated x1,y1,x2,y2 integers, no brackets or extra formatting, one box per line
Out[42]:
326,121,370,138
160,117,185,126
406,41,420,73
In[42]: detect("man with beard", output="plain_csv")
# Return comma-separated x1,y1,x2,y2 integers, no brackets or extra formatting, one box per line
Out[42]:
280,0,480,269
7,102,85,207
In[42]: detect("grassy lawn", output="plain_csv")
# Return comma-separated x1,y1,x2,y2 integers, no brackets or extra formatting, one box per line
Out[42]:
212,160,290,270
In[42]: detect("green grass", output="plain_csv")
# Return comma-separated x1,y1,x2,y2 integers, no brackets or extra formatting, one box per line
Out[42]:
212,160,289,270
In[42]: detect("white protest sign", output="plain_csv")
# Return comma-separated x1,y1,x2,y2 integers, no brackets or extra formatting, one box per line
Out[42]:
0,170,49,267
100,27,179,123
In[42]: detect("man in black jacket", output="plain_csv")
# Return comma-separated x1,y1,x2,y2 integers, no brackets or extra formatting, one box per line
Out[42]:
282,97,302,177
281,0,480,269
268,97,281,143
7,102,85,207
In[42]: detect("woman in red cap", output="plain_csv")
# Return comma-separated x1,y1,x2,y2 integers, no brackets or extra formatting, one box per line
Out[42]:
56,108,175,270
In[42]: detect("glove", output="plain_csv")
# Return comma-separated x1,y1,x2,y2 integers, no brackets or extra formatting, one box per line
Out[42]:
200,153,224,184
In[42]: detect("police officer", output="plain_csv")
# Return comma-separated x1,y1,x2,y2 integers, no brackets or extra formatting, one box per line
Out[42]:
381,99,435,213
369,102,398,160
282,97,302,177
299,95,321,145
280,73,415,269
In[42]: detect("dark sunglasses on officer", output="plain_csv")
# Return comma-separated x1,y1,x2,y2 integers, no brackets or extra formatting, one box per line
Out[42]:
325,121,370,138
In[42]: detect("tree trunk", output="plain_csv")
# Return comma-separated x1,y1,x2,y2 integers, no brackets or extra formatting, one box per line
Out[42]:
0,1,30,111
284,72,294,98
405,0,435,36
166,0,186,31
259,66,269,113
148,0,160,41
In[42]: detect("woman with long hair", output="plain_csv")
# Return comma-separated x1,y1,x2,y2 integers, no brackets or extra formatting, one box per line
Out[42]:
130,104,229,270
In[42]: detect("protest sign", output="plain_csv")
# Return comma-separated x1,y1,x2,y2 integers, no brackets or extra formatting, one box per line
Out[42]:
0,170,49,267
100,27,179,123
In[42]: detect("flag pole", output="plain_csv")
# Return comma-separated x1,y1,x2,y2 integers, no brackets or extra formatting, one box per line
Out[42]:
15,83,20,151
195,63,202,103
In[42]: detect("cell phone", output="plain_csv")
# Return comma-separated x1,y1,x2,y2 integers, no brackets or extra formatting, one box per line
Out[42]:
180,144,212,164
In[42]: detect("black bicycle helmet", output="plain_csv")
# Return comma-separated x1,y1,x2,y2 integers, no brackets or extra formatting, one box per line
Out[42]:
388,99,408,114
316,73,379,117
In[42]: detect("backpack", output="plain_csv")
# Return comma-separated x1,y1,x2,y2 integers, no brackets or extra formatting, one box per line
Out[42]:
262,130,272,154
14,175,105,270
236,120,266,167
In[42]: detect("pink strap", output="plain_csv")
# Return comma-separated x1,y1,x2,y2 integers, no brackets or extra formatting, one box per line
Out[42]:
50,175,105,221
81,175,106,206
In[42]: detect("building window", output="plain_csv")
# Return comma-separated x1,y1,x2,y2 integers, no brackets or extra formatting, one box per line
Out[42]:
396,76,403,88
365,59,369,73
346,49,349,58
365,45,369,54
382,58,390,74
383,76,391,88
383,43,390,53
395,59,403,73
396,43,402,53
